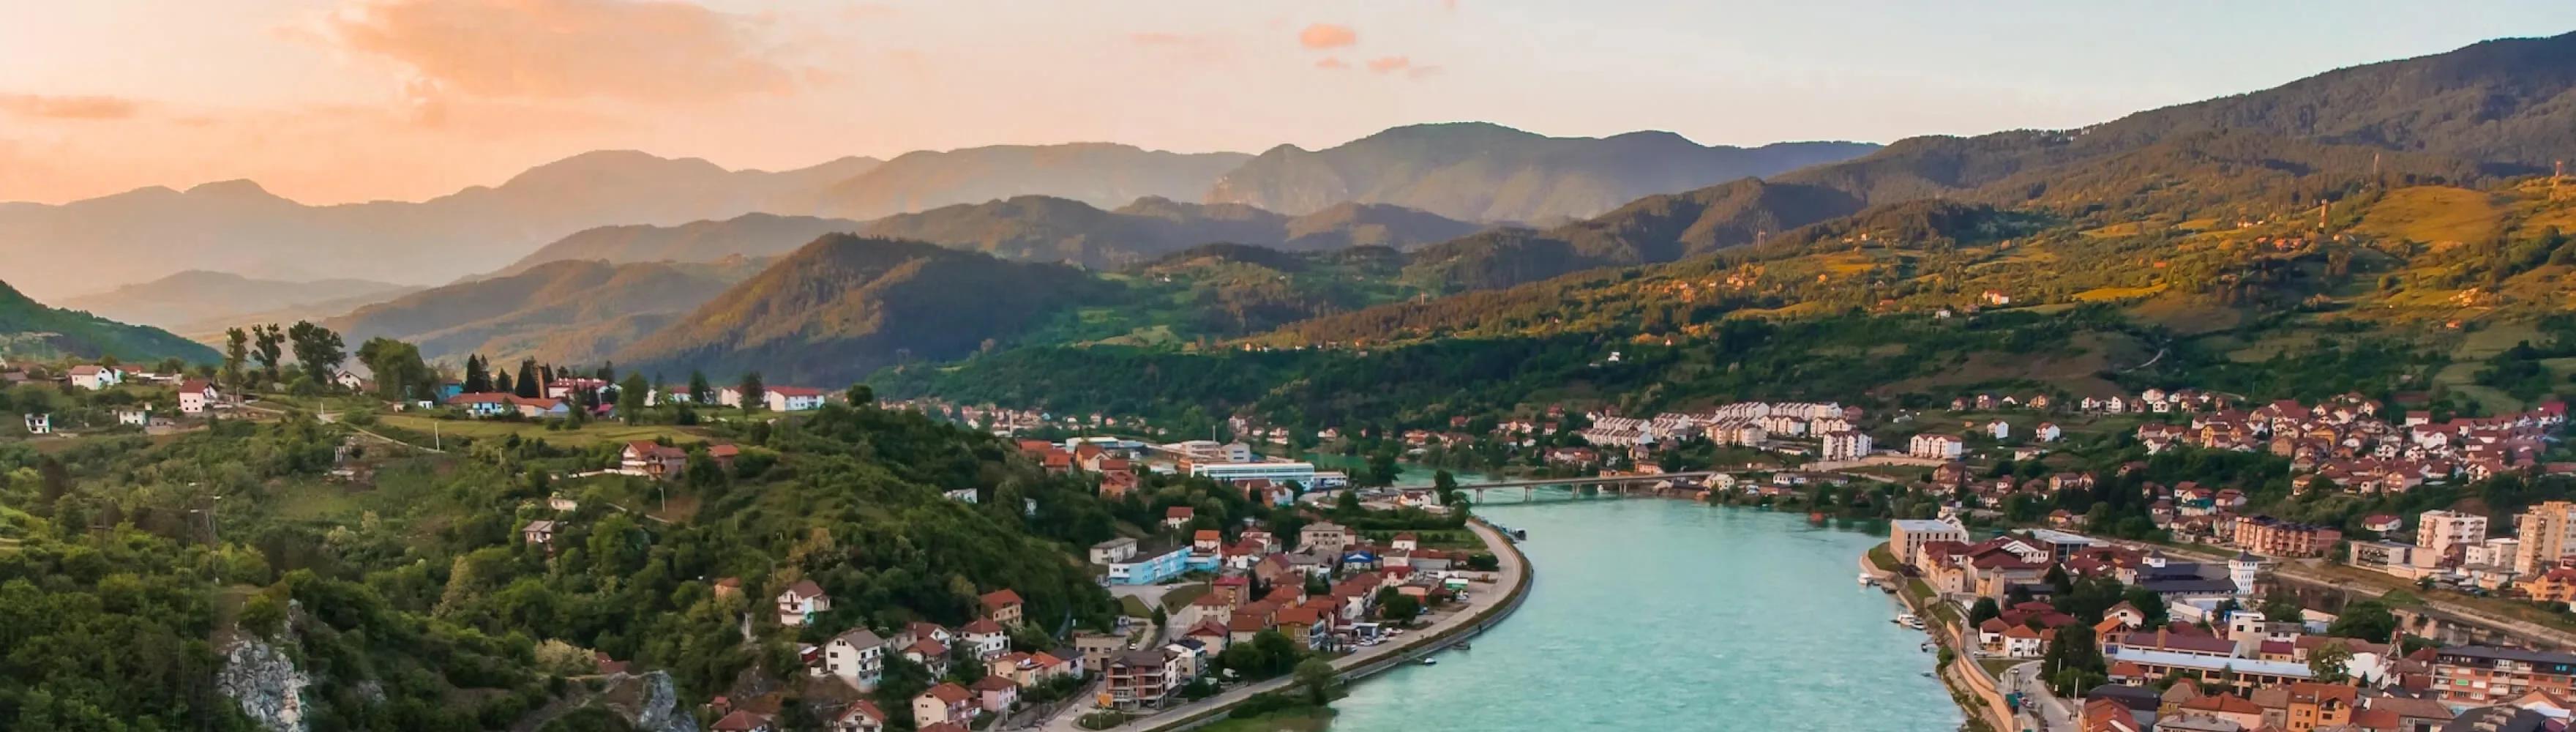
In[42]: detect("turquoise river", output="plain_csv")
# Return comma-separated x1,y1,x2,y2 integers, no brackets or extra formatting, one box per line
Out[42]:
1325,493,1964,731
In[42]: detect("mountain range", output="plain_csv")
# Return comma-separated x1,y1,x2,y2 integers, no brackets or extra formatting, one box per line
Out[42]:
1206,123,1877,224
57,270,419,339
1,125,1877,299
1377,31,2576,294
499,195,1483,274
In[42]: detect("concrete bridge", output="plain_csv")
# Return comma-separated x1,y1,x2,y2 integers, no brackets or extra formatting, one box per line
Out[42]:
1455,471,1726,501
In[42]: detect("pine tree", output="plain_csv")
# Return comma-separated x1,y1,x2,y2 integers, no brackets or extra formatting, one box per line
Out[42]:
618,374,648,423
739,372,765,411
463,355,492,393
689,371,713,404
496,369,514,395
515,359,542,398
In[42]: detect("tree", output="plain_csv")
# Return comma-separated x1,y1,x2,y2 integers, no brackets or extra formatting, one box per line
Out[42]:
689,371,714,405
1968,597,2002,627
1365,452,1400,487
2260,590,2304,624
2120,587,2169,627
739,372,765,411
356,337,431,401
250,324,285,385
2308,640,2354,684
1293,657,1338,705
515,359,542,398
2326,600,2397,643
496,369,515,395
618,374,649,423
1377,590,1421,624
846,384,875,406
286,321,346,384
222,327,249,389
463,355,493,394
1434,468,1461,505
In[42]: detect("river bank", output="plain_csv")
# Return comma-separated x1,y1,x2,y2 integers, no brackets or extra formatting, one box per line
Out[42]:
1082,517,1534,732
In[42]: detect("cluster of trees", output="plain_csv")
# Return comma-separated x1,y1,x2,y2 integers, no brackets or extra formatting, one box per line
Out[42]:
220,320,347,392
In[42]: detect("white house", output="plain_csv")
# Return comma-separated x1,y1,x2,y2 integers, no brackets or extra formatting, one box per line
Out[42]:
2034,422,2062,443
959,618,1010,661
66,365,119,390
717,386,746,408
779,580,832,627
177,379,219,414
824,628,888,690
116,408,149,427
332,370,365,390
23,414,50,435
1985,421,2010,440
2002,625,2046,658
767,386,827,412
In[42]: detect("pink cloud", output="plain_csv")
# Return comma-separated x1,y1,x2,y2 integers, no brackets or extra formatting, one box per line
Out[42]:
1298,23,1357,50
0,94,141,121
1365,56,1410,73
323,0,800,104
1315,57,1349,70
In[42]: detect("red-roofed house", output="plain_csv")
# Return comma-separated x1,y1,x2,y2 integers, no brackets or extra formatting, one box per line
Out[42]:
980,589,1025,626
913,682,975,726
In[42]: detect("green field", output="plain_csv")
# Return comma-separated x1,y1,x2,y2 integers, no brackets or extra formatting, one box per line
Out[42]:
374,414,704,448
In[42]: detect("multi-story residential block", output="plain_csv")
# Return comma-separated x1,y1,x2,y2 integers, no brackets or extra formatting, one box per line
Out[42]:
2433,646,2576,706
2517,501,2576,575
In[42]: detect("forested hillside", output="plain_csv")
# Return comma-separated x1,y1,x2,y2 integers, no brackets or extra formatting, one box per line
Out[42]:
615,236,1117,385
1204,122,1876,223
0,280,220,362
0,398,1148,729
326,259,763,366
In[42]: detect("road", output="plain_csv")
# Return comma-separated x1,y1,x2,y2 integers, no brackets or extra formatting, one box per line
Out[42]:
1036,520,1527,732
2000,661,2075,732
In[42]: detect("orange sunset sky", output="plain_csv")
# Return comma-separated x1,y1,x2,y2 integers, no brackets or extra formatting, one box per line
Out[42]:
4,0,2572,206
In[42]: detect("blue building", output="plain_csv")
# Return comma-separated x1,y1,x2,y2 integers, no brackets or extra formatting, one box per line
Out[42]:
1106,545,1191,586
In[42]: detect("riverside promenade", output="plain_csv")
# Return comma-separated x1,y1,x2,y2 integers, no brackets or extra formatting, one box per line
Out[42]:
1038,518,1533,732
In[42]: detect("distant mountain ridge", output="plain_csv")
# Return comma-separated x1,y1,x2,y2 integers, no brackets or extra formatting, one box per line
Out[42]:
1204,122,1879,223
325,258,763,366
817,143,1252,220
501,196,1484,274
0,280,218,362
0,152,881,300
59,270,419,337
498,213,866,276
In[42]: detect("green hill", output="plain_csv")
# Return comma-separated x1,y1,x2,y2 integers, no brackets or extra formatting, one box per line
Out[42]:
615,236,1117,385
0,280,220,362
853,195,1480,269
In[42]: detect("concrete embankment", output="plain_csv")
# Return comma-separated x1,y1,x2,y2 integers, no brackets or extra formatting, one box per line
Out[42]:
1135,518,1535,732
1865,546,2016,732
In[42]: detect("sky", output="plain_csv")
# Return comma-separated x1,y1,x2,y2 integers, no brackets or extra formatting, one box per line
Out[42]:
2,1,2572,206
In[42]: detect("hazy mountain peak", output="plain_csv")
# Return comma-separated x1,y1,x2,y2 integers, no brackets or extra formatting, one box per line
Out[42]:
183,179,285,201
